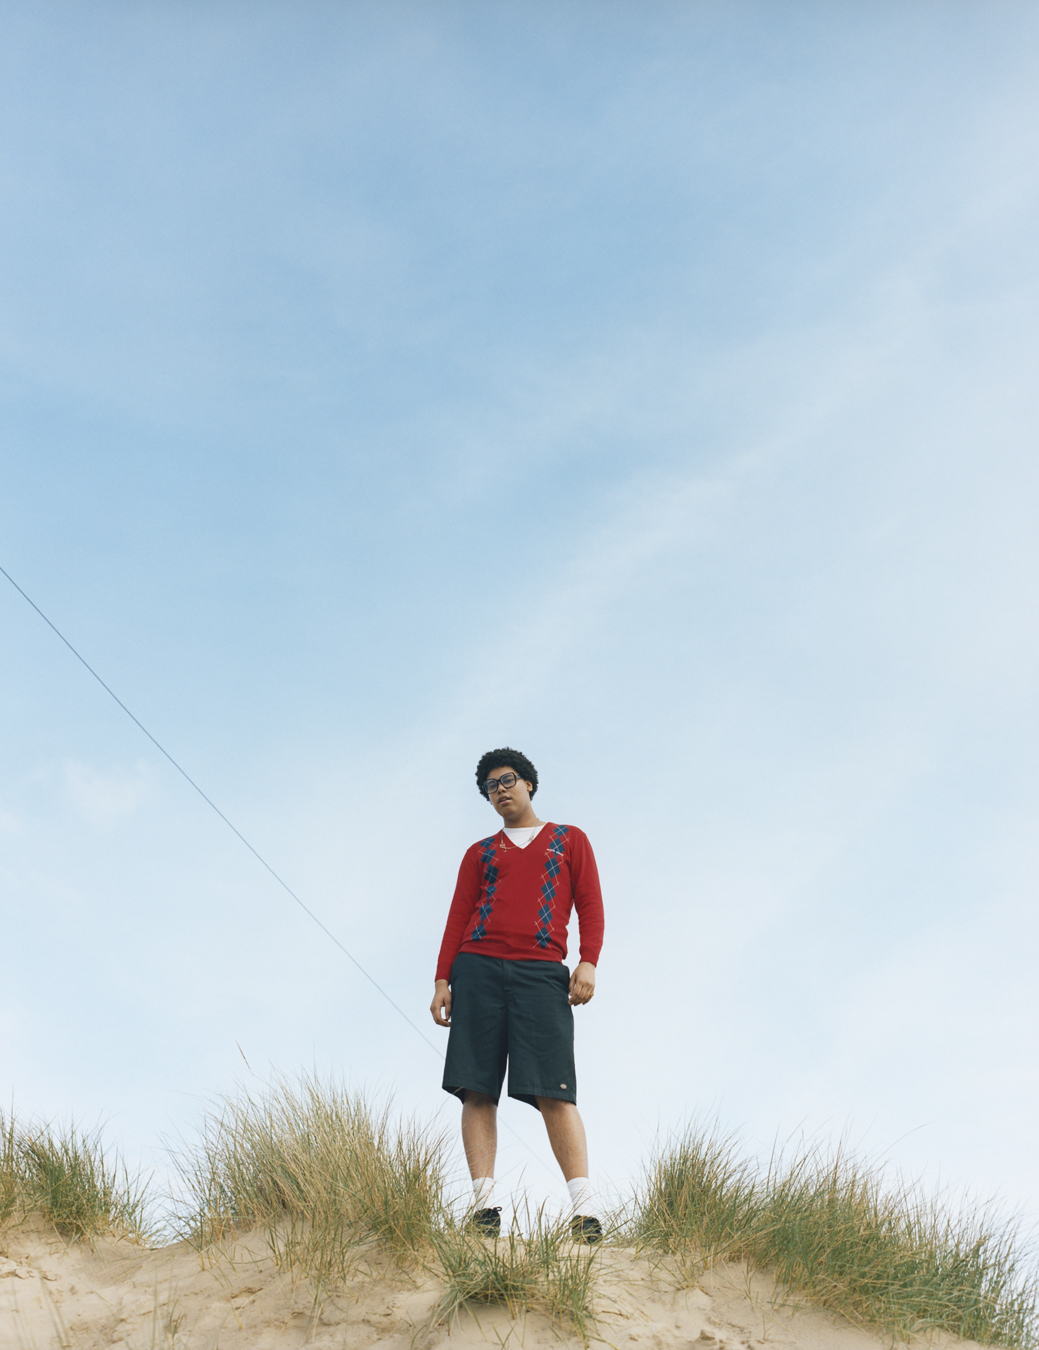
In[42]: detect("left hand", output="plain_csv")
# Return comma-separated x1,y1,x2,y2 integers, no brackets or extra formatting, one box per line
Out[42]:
568,961,596,1006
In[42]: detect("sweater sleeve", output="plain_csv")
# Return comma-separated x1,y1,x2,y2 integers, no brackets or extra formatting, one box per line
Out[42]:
568,829,605,967
435,844,482,982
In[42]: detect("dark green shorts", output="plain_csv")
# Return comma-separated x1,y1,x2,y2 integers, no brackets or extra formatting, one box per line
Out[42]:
443,953,577,1111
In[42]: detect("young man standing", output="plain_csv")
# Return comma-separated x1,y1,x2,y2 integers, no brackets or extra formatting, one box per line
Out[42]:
430,747,604,1241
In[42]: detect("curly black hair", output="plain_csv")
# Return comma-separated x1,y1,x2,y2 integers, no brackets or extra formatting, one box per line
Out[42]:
475,747,538,800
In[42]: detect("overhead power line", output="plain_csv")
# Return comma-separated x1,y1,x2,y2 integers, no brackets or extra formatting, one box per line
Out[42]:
0,562,444,1058
3,562,559,1174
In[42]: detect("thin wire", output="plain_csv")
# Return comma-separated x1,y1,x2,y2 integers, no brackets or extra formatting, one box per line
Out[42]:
3,562,556,1173
0,562,444,1058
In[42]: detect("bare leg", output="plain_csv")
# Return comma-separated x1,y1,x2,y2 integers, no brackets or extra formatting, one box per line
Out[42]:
535,1098,589,1181
461,1091,498,1179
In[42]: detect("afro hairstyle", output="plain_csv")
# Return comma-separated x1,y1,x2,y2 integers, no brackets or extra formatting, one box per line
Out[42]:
476,747,538,800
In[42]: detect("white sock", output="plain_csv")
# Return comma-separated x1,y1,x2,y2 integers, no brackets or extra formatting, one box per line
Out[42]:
473,1176,495,1208
566,1176,593,1214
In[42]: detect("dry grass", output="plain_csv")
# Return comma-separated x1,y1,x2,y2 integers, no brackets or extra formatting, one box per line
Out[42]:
431,1209,600,1342
10,1081,1033,1347
174,1074,448,1284
0,1109,151,1241
173,1076,601,1335
628,1123,1038,1347
0,1113,18,1227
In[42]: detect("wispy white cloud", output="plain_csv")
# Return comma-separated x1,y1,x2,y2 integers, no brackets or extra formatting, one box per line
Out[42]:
0,805,25,833
60,759,155,827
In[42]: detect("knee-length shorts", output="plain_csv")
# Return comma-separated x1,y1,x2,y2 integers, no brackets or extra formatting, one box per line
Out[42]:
442,953,577,1110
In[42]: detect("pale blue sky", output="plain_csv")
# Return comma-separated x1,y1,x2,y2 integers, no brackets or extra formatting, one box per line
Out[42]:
2,1,1038,1229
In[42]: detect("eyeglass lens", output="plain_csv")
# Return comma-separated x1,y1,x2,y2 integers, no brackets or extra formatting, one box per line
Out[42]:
486,773,518,793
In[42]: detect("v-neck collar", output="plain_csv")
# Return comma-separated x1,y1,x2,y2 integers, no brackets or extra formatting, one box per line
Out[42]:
498,821,552,851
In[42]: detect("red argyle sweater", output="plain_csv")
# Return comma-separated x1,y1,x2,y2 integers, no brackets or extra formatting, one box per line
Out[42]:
435,823,604,983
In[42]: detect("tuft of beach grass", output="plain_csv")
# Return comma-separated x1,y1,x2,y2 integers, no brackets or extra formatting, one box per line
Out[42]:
628,1122,1038,1348
173,1074,448,1283
0,1109,151,1241
431,1207,600,1342
0,1112,19,1226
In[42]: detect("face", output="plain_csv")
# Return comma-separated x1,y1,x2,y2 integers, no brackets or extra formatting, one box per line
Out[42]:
485,765,534,819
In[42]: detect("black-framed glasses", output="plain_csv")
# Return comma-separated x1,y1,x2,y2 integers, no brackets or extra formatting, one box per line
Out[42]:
484,772,520,794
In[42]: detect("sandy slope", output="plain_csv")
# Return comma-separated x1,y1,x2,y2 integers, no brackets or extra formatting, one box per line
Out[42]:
0,1221,989,1350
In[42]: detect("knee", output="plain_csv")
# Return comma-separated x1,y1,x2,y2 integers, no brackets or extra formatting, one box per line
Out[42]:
536,1096,570,1116
464,1091,497,1110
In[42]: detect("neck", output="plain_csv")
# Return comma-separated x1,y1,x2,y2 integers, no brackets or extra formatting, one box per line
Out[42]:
499,807,541,830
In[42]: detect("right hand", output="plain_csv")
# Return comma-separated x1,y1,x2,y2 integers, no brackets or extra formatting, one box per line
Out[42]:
430,979,452,1027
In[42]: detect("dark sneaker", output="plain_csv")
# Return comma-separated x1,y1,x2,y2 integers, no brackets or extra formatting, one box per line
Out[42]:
571,1215,603,1244
468,1206,502,1236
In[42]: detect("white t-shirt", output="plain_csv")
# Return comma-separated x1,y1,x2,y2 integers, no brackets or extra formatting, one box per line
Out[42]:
502,823,547,848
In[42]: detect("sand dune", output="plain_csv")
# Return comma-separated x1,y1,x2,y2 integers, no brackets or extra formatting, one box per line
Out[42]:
0,1219,989,1350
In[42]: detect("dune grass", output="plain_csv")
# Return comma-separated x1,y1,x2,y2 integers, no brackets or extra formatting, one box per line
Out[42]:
431,1209,600,1341
0,1109,151,1240
0,1112,19,1226
174,1076,600,1333
175,1075,448,1283
629,1123,1038,1347
9,1080,1032,1345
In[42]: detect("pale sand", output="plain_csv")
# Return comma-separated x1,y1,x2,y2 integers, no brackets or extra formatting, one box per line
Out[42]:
0,1220,989,1350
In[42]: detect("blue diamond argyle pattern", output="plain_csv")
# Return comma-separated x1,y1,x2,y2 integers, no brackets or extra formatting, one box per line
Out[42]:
530,825,574,952
470,836,500,943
